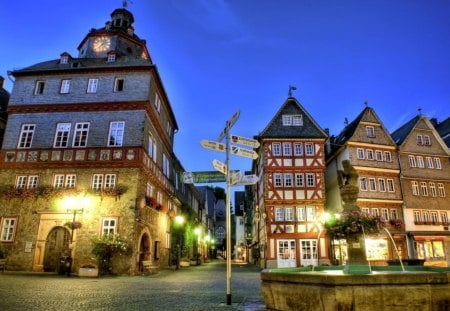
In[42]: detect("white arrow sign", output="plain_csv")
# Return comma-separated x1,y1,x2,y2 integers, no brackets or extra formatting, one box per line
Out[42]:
231,146,258,159
212,159,227,175
218,110,240,141
230,171,242,185
235,174,259,186
200,140,226,152
231,135,260,148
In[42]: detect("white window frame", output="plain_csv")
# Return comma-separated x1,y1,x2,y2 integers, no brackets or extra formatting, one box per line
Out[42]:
294,143,303,156
375,150,383,161
282,143,292,156
420,182,428,196
360,177,367,191
148,134,157,161
369,178,377,191
366,149,374,160
72,122,89,147
92,173,116,190
416,156,424,168
306,206,316,221
306,173,315,187
429,182,437,197
424,135,431,146
381,208,389,221
384,151,392,162
295,173,304,187
114,77,124,92
154,92,161,113
434,158,442,169
378,178,386,192
53,123,71,148
305,143,314,156
426,157,434,169
16,175,38,189
408,155,417,167
387,179,395,192
108,121,125,147
284,173,293,187
60,79,71,94
413,210,422,223
274,173,282,187
272,143,281,156
18,124,35,149
34,81,45,95
292,115,303,126
441,212,448,225
53,174,76,188
1,218,17,242
438,183,445,197
366,126,375,138
357,148,365,159
282,115,292,126
163,154,170,177
87,78,99,93
417,134,423,145
297,207,306,221
412,181,419,195
390,209,398,220
101,217,117,236
285,207,294,221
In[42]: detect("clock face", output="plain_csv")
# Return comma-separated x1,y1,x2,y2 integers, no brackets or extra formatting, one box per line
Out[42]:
93,36,111,52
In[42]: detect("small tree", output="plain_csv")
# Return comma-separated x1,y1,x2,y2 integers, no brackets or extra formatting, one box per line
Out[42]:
91,234,131,274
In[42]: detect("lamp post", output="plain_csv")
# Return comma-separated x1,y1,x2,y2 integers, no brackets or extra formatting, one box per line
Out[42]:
174,215,185,270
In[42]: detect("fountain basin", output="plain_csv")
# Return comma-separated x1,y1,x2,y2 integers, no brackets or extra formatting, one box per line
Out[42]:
261,266,450,311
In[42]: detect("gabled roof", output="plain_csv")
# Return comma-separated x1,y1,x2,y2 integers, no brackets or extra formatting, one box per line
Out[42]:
257,97,327,139
390,115,420,145
434,117,450,148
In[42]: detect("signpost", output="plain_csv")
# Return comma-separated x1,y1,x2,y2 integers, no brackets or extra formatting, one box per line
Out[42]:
235,174,259,186
212,159,227,175
230,135,260,148
182,171,226,184
200,140,226,152
230,146,258,159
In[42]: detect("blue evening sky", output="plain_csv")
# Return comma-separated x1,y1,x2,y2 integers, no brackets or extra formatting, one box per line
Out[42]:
1,1,450,188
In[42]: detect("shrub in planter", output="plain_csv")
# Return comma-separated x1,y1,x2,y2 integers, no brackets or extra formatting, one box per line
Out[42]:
91,234,131,275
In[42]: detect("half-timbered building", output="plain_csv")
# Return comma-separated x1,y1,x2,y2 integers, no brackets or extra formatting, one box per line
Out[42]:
252,97,328,268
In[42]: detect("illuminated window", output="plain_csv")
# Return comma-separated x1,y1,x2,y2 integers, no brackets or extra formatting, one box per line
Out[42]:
53,123,71,148
108,121,125,146
1,218,17,242
102,217,117,236
18,124,35,149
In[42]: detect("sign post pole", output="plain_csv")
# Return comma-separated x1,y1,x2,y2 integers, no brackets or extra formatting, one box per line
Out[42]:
225,127,232,306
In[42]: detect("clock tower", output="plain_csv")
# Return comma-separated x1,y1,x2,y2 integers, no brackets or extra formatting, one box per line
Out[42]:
77,8,150,61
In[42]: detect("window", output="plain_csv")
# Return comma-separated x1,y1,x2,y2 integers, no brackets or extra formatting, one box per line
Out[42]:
163,154,170,177
431,212,439,224
361,208,370,215
429,182,437,197
416,156,424,168
378,178,386,192
148,134,157,160
381,208,389,221
53,123,71,148
284,173,292,187
87,78,99,93
293,115,303,126
387,179,395,192
282,115,292,126
107,54,116,62
424,135,431,146
375,150,383,161
114,78,124,92
423,211,430,223
274,173,282,187
1,218,17,242
92,173,116,190
108,121,124,147
440,212,448,225
18,124,35,148
420,182,428,196
53,174,76,188
411,181,419,195
384,151,392,162
417,134,423,145
102,218,117,236
16,175,38,189
390,209,398,220
426,157,434,169
434,158,442,169
306,173,315,187
306,206,316,221
34,81,45,95
60,79,71,94
416,241,445,260
72,122,89,147
282,143,291,156
369,178,377,191
272,143,281,156
360,177,367,191
371,208,380,217
366,149,374,160
166,122,172,138
408,155,417,167
297,207,306,221
146,182,154,197
294,143,303,156
438,183,445,197
305,143,314,156
154,93,161,113
366,126,375,138
413,210,422,223
60,55,69,64
285,207,294,221
357,148,365,159
275,208,284,221
295,173,304,187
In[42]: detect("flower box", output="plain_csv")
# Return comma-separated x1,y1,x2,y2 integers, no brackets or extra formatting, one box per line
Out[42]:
78,264,99,277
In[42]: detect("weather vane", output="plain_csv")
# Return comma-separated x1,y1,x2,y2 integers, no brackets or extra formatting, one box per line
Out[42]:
288,85,297,97
122,0,133,8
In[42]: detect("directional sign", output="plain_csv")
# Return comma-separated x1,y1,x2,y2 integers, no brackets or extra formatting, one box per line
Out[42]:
234,174,259,186
231,135,260,148
182,171,226,184
230,171,242,185
212,159,227,174
230,146,258,159
200,140,226,152
218,110,240,141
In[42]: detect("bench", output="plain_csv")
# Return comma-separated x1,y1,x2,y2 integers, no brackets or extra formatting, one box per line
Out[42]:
0,259,6,272
141,260,159,274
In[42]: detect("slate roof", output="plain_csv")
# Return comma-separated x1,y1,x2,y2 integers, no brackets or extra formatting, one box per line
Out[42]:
434,117,450,148
390,115,421,145
257,97,328,139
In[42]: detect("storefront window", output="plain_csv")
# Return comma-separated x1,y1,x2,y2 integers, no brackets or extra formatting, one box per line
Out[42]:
415,240,445,260
365,238,388,261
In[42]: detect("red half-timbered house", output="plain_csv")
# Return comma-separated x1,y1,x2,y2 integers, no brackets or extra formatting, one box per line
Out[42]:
252,97,328,268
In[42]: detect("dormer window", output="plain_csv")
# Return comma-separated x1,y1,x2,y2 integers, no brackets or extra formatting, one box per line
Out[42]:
60,53,70,64
107,52,116,62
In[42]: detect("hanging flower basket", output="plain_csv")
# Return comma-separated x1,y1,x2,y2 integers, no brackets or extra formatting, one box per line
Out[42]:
324,211,385,239
65,221,82,230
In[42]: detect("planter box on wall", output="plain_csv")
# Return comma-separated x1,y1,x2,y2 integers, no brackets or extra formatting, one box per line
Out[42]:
78,267,99,277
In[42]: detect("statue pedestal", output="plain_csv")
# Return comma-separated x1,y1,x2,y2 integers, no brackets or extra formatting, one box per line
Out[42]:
343,233,371,275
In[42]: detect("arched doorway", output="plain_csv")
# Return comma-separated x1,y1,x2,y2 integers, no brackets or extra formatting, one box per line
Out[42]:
43,226,70,272
138,233,151,271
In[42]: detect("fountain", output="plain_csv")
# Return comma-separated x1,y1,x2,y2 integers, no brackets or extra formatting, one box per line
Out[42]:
261,161,450,310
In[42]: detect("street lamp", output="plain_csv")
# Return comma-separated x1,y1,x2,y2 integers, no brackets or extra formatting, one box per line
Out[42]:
174,215,185,270
194,227,201,265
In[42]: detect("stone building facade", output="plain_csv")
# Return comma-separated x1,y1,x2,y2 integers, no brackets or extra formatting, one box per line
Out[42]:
0,7,201,274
